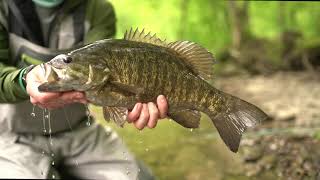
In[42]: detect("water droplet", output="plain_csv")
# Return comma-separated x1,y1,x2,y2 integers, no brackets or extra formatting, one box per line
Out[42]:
45,115,49,119
86,120,91,126
51,153,54,157
30,112,36,117
43,129,47,134
52,174,56,179
51,161,55,166
169,119,172,122
145,148,149,152
190,128,193,132
138,168,141,172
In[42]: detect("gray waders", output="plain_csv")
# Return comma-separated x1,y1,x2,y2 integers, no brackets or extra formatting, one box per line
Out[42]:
0,0,154,179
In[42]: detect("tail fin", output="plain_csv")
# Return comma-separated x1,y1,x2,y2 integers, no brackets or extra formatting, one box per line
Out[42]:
208,94,268,153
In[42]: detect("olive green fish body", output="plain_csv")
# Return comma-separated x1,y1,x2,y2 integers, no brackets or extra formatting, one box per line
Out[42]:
39,28,268,152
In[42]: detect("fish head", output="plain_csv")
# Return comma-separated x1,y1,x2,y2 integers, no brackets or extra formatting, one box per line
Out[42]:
38,51,109,92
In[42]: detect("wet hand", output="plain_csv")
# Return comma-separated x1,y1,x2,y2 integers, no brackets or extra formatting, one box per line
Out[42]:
26,65,88,110
127,95,168,130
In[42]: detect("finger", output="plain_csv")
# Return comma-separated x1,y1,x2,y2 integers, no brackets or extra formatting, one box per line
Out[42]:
157,95,168,119
59,91,85,102
134,104,149,130
27,81,61,104
127,103,142,123
147,102,159,129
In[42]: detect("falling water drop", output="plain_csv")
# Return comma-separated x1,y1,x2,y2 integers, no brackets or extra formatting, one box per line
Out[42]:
52,174,56,179
30,105,36,117
51,161,55,166
86,105,91,126
86,119,91,126
190,128,194,132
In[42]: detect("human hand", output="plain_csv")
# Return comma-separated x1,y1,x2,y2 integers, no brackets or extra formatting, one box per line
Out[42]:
127,95,168,130
26,65,88,110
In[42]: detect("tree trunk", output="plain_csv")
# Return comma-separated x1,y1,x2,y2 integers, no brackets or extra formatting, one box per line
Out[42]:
227,1,250,53
178,0,190,39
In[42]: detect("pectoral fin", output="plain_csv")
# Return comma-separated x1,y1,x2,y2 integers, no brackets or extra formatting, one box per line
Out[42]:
103,106,128,127
169,110,201,128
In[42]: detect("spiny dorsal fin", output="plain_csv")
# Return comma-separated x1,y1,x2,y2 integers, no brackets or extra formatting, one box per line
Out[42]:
124,28,214,80
167,41,215,80
124,28,167,47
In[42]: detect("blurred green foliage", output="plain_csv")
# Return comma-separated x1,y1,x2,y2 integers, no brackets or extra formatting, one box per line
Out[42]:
99,1,320,179
109,1,320,56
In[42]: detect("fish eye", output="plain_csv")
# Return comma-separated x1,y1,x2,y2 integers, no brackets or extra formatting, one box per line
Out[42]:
63,56,72,63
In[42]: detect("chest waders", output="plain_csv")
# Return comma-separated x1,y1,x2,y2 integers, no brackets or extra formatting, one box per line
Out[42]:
0,0,89,134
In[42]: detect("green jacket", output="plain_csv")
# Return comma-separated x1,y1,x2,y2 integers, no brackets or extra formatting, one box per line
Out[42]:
0,0,116,103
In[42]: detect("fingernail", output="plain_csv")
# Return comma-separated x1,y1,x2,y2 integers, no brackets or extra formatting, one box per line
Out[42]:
136,103,142,109
76,93,83,98
159,95,165,103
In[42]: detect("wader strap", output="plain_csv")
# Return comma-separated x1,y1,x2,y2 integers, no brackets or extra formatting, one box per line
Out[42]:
6,0,43,45
72,2,86,44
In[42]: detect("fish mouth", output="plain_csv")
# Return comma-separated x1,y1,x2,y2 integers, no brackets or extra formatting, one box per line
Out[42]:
41,63,63,83
38,63,71,92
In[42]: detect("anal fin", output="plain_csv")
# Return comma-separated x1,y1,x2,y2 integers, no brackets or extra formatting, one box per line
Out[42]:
103,106,128,127
169,110,201,128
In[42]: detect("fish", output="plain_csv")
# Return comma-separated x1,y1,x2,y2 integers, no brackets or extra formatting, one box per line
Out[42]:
38,28,268,152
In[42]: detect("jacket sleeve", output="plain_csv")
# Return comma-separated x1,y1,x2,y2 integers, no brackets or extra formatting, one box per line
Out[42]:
0,24,29,103
84,0,116,44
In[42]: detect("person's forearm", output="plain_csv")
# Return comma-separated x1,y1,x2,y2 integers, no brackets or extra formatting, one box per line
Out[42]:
0,63,29,103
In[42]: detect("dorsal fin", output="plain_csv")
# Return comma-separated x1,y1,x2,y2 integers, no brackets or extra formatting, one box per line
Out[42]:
167,41,215,80
124,28,167,47
124,28,214,80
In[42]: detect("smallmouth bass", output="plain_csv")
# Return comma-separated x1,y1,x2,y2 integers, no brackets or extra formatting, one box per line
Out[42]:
39,28,268,152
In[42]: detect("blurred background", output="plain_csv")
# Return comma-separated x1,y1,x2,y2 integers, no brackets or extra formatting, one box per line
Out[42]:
92,1,320,179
